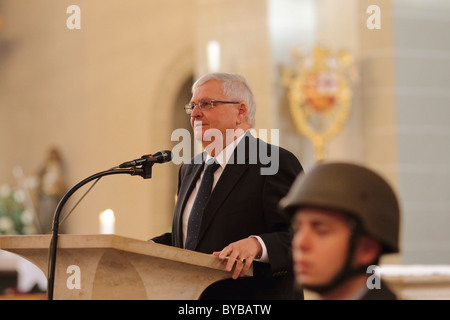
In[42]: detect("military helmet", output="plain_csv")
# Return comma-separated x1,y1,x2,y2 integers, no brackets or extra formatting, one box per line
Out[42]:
280,162,400,253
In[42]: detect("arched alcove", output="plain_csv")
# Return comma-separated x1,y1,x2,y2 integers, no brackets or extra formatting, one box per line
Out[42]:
148,48,195,236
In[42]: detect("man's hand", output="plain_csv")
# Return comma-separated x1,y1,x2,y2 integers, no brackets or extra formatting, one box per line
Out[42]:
213,237,262,279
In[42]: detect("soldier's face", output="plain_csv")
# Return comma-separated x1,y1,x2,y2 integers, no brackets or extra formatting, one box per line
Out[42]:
291,207,352,287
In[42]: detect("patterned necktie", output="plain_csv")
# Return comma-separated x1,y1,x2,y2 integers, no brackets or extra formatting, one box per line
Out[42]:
185,158,221,250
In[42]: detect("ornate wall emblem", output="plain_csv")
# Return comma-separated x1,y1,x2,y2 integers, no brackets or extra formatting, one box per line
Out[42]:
282,45,354,161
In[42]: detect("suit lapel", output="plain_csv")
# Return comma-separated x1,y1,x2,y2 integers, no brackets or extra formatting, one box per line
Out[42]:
195,134,255,248
196,164,248,244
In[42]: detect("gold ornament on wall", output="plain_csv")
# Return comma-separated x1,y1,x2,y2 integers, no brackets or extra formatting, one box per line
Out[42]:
282,45,355,161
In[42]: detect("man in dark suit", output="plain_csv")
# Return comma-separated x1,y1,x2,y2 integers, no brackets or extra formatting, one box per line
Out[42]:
151,72,304,299
280,162,400,300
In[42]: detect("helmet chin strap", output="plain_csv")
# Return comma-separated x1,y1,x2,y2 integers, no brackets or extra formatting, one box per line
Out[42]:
302,220,370,295
302,264,367,295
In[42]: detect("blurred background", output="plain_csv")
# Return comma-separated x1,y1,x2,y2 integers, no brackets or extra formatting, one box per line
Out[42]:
0,0,449,298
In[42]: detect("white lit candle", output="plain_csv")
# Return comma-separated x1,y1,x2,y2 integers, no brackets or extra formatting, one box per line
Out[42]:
99,209,115,234
207,40,221,72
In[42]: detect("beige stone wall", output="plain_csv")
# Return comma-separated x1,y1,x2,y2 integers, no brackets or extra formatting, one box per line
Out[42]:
391,0,450,265
195,0,274,132
359,0,399,189
0,0,196,239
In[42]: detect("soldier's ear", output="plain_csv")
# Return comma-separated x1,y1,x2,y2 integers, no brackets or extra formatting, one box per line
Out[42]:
353,236,382,267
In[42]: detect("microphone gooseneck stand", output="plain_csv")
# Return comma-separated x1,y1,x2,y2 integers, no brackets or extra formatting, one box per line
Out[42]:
47,164,155,300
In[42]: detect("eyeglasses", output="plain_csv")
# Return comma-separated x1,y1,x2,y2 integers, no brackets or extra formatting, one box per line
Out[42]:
184,100,239,114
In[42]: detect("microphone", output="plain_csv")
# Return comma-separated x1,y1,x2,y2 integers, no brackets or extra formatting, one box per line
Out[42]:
48,150,172,299
119,150,172,168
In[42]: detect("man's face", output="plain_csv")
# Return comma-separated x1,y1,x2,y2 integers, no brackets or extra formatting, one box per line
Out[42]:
291,207,352,287
190,80,242,150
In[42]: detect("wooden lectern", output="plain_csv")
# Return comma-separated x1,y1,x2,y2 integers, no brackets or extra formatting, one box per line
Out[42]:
0,234,252,300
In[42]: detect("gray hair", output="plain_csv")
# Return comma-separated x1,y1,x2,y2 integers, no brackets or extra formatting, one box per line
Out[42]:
192,72,256,127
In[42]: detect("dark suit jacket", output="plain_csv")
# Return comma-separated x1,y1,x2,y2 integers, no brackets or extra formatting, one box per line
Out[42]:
152,133,304,299
361,280,397,300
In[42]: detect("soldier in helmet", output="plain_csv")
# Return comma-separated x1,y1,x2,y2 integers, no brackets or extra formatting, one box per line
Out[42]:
280,162,400,300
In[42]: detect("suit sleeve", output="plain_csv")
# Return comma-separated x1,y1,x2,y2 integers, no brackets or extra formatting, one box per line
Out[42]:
258,148,303,275
149,163,184,246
